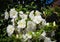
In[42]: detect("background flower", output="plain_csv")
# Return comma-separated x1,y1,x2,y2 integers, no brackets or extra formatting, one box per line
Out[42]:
40,31,46,39
26,21,36,32
35,10,42,16
41,19,46,26
33,16,43,24
7,25,15,36
22,33,32,41
19,13,27,20
19,11,24,14
17,19,26,28
4,11,9,19
29,10,34,20
44,37,52,42
10,8,18,19
11,19,15,26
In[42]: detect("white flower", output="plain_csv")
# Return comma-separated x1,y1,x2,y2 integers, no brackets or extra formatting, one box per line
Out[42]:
10,8,18,18
43,11,45,14
22,34,32,41
19,14,27,20
32,32,35,35
26,21,36,32
41,19,46,26
41,31,46,37
33,16,43,24
52,40,56,42
17,28,21,33
16,34,19,38
53,21,56,26
40,31,46,39
26,11,29,14
17,19,26,28
7,25,15,36
19,11,23,14
46,23,49,26
11,19,15,26
29,10,34,20
39,19,46,28
44,37,52,42
30,10,34,15
5,11,9,19
35,10,42,16
51,31,55,37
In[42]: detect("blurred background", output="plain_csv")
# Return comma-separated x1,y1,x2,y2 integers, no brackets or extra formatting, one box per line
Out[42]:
0,0,60,12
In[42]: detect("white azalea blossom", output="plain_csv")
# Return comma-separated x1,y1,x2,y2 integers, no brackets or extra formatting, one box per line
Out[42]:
14,17,18,21
40,31,46,39
46,23,49,26
22,33,32,41
35,10,42,16
19,11,24,14
39,19,47,28
17,28,21,33
17,19,26,28
30,10,34,15
11,19,15,26
43,11,45,14
41,19,46,26
29,10,34,20
19,13,27,20
5,11,9,19
32,32,35,35
51,31,55,37
10,8,18,18
52,40,56,42
16,34,19,38
7,25,15,36
53,21,56,26
26,21,36,32
44,37,52,42
26,11,29,14
33,16,43,24
41,31,46,37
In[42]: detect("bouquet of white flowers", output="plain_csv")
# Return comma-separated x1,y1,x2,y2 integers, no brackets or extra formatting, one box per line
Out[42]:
4,8,57,42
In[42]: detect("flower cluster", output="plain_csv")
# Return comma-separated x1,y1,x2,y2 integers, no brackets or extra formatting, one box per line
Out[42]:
4,8,56,42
